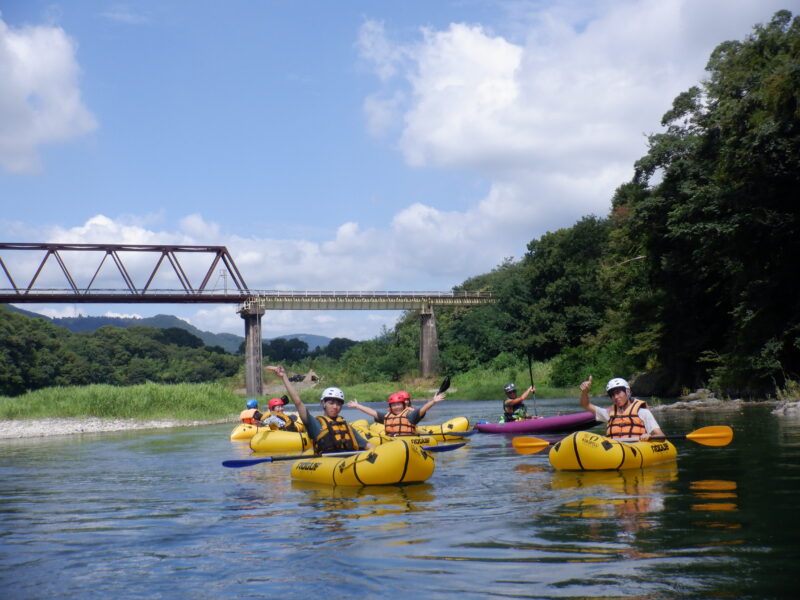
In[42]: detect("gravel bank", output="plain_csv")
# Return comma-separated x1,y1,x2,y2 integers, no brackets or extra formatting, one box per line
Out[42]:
0,417,231,440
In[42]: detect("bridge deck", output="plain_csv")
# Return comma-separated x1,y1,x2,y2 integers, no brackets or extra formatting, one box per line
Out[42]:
0,289,495,309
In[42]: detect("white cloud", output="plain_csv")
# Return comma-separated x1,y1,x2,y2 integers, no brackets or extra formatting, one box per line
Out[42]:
98,5,149,25
0,17,96,173
357,0,794,258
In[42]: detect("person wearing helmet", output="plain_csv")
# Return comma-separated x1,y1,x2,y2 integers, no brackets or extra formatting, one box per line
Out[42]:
260,396,303,432
348,390,446,436
500,382,536,423
579,375,664,441
239,398,264,425
265,365,372,453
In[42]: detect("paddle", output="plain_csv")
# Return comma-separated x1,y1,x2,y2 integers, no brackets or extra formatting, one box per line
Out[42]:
511,425,734,455
527,354,538,417
438,375,451,395
222,442,467,468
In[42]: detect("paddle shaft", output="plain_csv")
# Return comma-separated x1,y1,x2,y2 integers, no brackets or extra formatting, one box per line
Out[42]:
527,354,538,416
222,442,466,468
512,425,733,455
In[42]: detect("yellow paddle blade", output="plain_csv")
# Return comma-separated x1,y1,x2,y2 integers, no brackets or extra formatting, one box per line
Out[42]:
685,425,733,447
511,436,550,454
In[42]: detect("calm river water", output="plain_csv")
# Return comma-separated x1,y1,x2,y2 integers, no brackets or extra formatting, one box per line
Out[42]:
1,398,799,599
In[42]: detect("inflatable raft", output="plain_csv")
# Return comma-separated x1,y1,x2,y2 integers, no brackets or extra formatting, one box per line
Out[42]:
549,431,677,470
474,411,597,434
417,416,471,439
353,417,469,443
230,423,259,441
250,429,312,454
290,438,436,486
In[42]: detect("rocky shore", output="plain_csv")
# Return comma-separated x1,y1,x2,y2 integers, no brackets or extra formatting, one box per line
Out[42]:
651,388,800,416
0,417,231,440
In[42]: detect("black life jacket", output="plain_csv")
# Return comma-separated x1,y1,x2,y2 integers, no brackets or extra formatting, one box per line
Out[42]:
314,415,359,453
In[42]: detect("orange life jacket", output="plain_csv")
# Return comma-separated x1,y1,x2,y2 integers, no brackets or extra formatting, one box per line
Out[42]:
239,408,262,424
383,407,417,436
314,415,359,453
606,398,647,438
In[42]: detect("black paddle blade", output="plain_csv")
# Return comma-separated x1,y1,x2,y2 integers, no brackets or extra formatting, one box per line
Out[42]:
438,376,451,394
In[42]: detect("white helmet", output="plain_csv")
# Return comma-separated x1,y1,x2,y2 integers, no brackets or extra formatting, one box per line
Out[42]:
320,387,345,402
605,378,630,395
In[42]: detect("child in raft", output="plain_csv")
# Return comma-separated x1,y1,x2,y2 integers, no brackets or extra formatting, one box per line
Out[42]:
347,390,447,436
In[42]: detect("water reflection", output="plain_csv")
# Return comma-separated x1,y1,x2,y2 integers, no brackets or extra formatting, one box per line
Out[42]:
550,464,678,546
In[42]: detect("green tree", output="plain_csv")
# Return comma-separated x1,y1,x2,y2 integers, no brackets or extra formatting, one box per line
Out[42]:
606,10,800,394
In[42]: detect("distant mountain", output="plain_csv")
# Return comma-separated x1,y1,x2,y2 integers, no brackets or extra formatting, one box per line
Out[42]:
280,334,331,352
2,305,331,354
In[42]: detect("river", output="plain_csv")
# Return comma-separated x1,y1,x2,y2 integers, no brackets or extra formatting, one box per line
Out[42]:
1,398,798,599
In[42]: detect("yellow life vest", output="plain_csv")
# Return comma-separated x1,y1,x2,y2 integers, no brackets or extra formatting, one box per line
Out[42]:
263,411,300,432
314,415,359,453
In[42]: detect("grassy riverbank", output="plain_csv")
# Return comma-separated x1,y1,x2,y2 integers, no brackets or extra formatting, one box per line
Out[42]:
1,365,580,421
0,382,242,421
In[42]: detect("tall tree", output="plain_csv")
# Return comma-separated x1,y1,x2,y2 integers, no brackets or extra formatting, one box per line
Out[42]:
607,11,800,394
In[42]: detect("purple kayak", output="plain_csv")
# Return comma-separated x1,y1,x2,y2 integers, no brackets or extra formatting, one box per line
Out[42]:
474,411,598,434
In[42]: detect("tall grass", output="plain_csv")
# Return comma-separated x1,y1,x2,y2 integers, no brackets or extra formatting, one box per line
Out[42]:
1,355,581,422
0,382,242,421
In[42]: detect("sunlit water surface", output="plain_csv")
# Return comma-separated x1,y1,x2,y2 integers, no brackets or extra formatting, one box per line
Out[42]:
2,399,798,599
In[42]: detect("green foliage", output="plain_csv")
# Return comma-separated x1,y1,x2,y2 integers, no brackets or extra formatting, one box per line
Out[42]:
262,337,309,362
0,306,240,396
549,338,636,388
0,382,240,420
513,216,612,359
603,10,800,395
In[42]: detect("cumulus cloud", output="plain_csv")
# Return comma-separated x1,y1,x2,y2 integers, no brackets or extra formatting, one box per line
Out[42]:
356,0,792,264
0,17,96,173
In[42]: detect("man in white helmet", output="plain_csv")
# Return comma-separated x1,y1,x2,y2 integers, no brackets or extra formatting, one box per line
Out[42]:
579,375,664,441
266,365,373,453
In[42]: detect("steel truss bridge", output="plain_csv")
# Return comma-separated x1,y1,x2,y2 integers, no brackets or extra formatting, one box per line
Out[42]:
0,243,495,394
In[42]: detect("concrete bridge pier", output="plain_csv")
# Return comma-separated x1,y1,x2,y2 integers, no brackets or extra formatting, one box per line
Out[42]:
240,305,265,397
419,303,439,378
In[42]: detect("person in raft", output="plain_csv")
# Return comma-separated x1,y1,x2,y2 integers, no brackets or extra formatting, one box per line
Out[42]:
580,375,665,441
347,390,447,436
260,397,303,432
265,365,373,453
500,382,537,422
239,398,264,425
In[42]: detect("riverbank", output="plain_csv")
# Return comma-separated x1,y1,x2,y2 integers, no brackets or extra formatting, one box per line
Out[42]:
0,417,231,440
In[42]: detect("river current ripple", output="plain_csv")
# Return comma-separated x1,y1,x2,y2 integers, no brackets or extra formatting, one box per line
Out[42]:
1,399,798,599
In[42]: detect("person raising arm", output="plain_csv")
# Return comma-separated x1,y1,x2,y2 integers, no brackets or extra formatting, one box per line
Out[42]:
266,365,373,453
580,375,664,441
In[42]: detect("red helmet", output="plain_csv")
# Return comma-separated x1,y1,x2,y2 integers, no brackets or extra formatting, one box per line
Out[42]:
388,392,406,405
397,391,411,401
268,397,284,408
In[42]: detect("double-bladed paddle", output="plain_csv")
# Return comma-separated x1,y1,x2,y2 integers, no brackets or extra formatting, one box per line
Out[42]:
511,425,734,455
222,441,467,468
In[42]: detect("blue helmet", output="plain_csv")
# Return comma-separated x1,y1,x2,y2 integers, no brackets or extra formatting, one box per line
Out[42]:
246,398,258,409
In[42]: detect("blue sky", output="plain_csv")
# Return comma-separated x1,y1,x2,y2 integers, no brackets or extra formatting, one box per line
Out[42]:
1,0,795,340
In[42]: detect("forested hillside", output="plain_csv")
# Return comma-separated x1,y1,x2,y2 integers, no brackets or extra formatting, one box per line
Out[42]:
353,12,800,397
2,12,796,399
0,305,240,396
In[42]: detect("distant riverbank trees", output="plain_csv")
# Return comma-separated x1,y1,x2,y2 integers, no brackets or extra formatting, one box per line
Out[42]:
341,11,800,397
0,305,240,396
